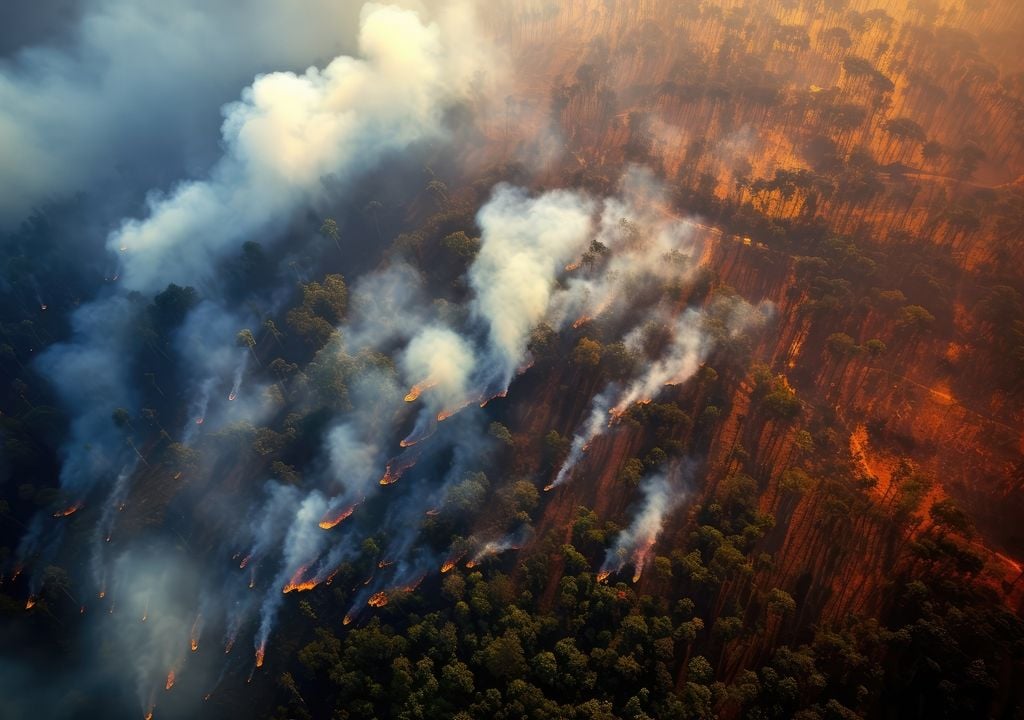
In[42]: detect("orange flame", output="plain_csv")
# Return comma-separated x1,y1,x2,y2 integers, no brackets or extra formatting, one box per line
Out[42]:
190,615,201,652
440,551,465,573
165,671,175,691
596,570,611,583
319,502,358,530
404,379,437,403
437,398,474,422
25,597,36,610
367,591,389,608
565,261,581,271
378,559,394,569
464,560,477,569
632,539,657,584
53,502,83,518
479,389,508,408
379,466,398,485
572,315,591,329
379,454,418,486
255,646,265,668
282,565,319,594
343,614,353,626
543,482,556,492
145,711,153,720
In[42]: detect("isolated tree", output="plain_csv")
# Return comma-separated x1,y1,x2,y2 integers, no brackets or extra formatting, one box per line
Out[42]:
320,217,342,253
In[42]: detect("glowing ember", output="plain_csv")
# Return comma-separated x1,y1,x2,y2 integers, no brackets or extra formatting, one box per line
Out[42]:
190,615,201,652
367,591,389,608
465,560,477,568
572,315,591,329
425,508,440,516
378,559,394,569
319,503,358,530
173,472,182,480
343,614,353,626
543,483,556,492
596,570,611,583
98,590,106,599
53,502,82,518
228,392,237,401
25,597,36,610
40,304,47,311
255,646,265,668
565,261,581,271
80,605,85,614
224,639,235,655
239,555,251,569
145,711,153,720
404,379,437,403
165,671,175,691
194,417,204,425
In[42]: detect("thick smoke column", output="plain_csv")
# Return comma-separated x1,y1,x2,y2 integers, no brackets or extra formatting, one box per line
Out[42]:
0,0,399,228
112,2,479,293
599,470,686,584
470,185,595,393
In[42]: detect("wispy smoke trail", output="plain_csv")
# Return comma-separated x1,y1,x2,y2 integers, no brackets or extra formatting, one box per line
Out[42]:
599,469,688,583
545,387,619,492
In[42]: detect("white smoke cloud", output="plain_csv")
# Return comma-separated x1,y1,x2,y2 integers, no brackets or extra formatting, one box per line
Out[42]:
470,184,595,391
402,325,475,407
112,2,485,293
0,0,380,228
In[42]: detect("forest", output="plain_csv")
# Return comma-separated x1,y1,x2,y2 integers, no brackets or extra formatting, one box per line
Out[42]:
1,0,1023,718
